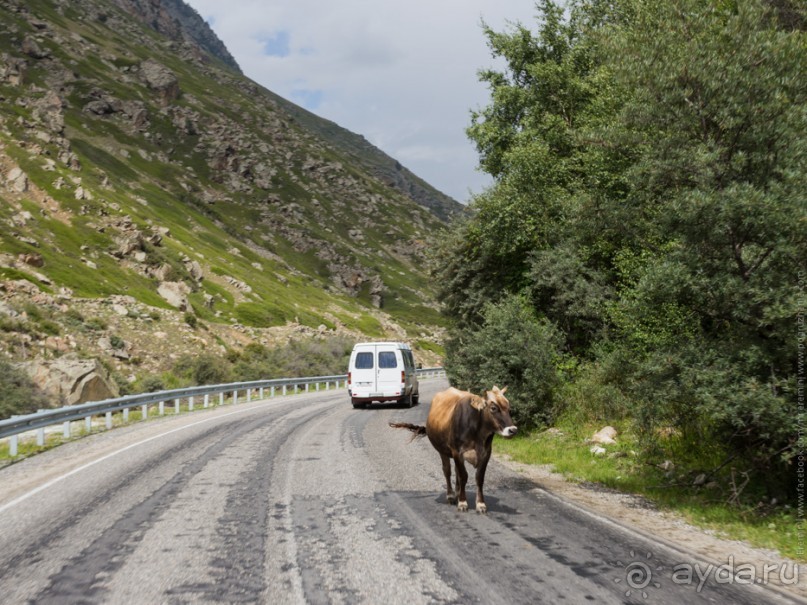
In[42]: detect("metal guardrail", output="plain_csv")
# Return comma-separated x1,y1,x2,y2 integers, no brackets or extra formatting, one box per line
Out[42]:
0,367,446,456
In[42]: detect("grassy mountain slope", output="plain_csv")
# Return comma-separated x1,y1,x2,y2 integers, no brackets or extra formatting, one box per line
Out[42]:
0,0,460,380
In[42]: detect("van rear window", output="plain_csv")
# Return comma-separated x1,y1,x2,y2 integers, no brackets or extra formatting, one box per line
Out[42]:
355,352,374,369
378,351,398,368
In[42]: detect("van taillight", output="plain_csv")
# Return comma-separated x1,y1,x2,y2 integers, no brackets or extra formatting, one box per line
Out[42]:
348,372,352,386
401,370,405,383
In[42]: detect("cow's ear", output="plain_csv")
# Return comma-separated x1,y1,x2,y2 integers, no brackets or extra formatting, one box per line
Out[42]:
500,386,508,395
471,395,487,410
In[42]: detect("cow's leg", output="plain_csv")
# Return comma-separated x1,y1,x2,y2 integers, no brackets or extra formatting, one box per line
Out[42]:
453,455,469,512
475,436,494,514
440,453,456,504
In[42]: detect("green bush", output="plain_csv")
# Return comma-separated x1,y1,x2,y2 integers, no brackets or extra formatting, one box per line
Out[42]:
558,352,634,427
445,294,564,428
0,360,49,420
623,338,797,496
137,374,166,393
84,317,108,332
172,353,231,386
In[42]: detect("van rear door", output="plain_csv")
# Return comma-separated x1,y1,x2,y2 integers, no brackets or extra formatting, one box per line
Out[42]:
352,348,376,394
376,349,401,396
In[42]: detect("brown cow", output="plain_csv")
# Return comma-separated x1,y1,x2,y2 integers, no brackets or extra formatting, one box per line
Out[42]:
390,385,517,513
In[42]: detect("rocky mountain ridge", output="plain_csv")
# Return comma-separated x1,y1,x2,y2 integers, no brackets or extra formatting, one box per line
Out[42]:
108,0,242,73
0,0,459,406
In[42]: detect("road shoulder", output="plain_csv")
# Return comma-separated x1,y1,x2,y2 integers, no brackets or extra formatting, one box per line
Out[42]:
494,453,806,603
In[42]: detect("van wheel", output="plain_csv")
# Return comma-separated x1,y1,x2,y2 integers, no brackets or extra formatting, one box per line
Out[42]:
412,392,419,406
351,398,364,409
402,393,414,408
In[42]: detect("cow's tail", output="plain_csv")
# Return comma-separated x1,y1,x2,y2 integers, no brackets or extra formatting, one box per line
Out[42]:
389,422,427,441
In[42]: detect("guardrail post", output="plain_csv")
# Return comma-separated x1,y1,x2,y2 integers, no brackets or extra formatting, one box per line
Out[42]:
219,392,224,406
259,387,264,399
34,410,45,446
305,383,310,393
282,385,287,396
10,434,17,457
123,408,129,422
159,400,165,415
233,390,238,405
204,394,209,409
105,411,112,430
247,388,252,402
142,404,148,419
271,386,275,398
189,396,194,411
63,421,70,438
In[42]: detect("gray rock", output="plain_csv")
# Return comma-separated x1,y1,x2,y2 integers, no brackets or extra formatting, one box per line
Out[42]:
6,167,28,192
21,36,49,59
20,356,120,406
140,59,180,105
157,280,190,310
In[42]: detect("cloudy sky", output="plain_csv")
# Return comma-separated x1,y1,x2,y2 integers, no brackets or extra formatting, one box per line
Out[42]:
182,0,540,204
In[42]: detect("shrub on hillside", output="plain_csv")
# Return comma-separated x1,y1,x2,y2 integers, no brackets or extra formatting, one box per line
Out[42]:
231,336,355,381
136,374,165,393
0,360,49,420
172,353,232,386
153,336,355,392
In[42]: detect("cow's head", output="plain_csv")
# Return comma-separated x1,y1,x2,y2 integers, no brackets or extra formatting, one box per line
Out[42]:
473,386,518,438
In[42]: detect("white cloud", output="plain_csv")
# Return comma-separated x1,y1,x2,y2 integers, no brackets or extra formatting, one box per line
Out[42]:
184,0,539,203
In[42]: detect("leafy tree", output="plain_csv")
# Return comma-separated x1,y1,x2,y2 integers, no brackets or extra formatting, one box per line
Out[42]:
435,0,631,340
430,184,545,326
601,0,806,490
436,0,805,498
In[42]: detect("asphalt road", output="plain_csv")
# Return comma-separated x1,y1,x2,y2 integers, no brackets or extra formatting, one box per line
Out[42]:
0,378,800,604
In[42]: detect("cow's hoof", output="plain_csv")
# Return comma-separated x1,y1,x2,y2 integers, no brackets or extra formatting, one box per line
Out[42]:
447,494,457,505
457,501,469,512
476,503,487,514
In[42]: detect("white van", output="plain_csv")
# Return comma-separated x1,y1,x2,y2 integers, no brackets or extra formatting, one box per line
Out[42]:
348,342,419,408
